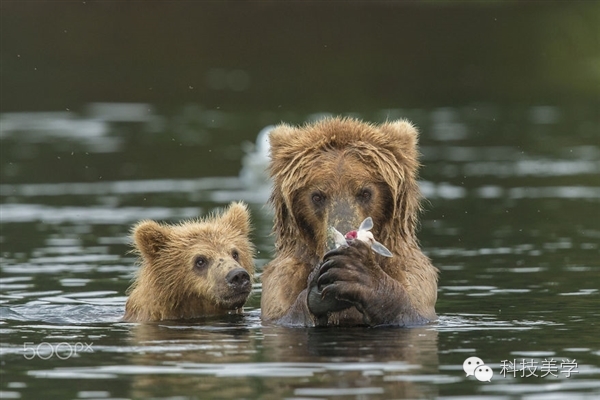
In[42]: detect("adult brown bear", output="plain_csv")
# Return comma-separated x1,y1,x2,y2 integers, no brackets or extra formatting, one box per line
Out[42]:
260,117,438,327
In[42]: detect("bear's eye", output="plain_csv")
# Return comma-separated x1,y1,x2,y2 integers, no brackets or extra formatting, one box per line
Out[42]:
194,256,208,270
232,250,239,261
358,188,372,202
311,192,326,206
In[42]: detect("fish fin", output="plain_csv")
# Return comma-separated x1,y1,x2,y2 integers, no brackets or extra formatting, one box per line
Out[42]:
359,217,374,231
371,241,393,257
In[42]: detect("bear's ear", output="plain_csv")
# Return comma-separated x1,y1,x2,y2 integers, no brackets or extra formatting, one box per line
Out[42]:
268,124,297,162
132,220,170,260
378,120,422,238
379,119,419,161
220,202,251,236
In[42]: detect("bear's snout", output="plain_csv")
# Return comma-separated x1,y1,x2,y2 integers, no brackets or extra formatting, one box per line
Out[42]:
226,268,251,289
326,196,364,238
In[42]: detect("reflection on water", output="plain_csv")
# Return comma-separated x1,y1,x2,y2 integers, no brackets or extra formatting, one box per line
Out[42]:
1,103,599,399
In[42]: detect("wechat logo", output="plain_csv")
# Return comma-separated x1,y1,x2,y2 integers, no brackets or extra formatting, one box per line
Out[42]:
463,356,493,382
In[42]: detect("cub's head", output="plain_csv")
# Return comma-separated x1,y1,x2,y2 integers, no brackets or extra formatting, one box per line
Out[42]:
268,117,422,260
131,202,255,316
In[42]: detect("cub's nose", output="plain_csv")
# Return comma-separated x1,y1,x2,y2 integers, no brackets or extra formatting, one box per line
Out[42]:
226,268,250,289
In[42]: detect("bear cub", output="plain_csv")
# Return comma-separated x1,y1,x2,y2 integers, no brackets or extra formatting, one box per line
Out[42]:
123,202,255,322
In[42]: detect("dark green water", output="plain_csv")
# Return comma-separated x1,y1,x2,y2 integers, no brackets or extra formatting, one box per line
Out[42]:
1,2,599,399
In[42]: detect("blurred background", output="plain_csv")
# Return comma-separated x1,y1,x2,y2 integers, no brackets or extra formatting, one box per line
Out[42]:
1,2,599,399
2,1,598,183
3,1,599,111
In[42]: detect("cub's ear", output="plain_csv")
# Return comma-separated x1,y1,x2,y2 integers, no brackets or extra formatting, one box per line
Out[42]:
132,220,170,260
220,202,251,236
379,119,419,161
268,124,297,162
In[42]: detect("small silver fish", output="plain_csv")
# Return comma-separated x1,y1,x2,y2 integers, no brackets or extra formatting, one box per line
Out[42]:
326,226,347,251
327,217,393,257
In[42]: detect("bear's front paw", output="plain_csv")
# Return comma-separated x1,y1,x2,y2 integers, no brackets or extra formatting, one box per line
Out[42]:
316,240,384,316
307,261,353,318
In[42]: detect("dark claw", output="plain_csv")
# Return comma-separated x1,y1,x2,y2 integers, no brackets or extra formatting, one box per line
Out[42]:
323,246,350,260
318,259,336,276
308,283,352,316
319,284,353,312
317,269,335,289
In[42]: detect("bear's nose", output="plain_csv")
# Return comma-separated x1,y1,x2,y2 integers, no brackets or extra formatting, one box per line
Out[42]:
226,268,250,288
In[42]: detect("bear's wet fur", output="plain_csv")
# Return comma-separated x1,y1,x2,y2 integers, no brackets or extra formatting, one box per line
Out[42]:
261,117,438,327
124,202,255,322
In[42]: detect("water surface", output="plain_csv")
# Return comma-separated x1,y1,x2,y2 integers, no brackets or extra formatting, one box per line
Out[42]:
1,103,598,399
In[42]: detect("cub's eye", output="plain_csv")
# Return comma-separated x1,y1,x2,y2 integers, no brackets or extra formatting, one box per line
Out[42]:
194,256,208,270
311,192,326,206
232,250,239,261
358,188,372,202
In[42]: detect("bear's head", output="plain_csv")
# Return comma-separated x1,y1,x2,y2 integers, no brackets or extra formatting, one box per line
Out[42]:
268,117,422,262
129,202,255,319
